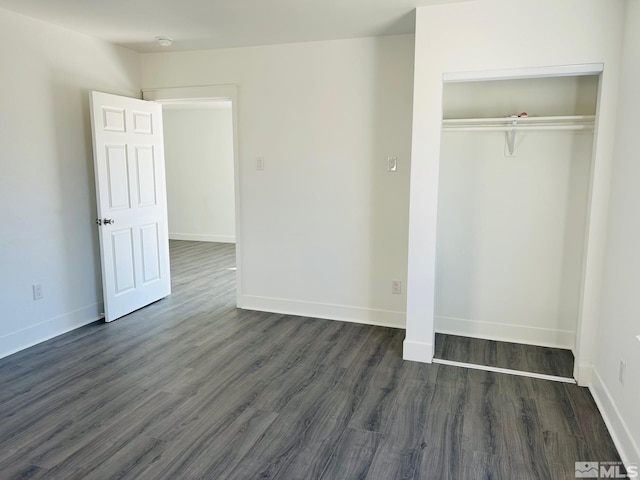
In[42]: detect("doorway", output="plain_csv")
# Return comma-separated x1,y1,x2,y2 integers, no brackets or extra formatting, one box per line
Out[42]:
142,85,242,307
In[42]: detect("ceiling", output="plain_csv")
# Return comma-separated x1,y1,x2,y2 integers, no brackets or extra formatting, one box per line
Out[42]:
0,0,462,53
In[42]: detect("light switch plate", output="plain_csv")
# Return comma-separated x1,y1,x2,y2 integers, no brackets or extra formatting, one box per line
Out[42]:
387,156,398,172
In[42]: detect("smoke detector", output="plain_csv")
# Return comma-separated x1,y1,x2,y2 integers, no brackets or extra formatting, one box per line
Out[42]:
156,36,173,47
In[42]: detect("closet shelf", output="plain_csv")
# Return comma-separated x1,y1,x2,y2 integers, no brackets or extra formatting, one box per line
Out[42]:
442,115,595,132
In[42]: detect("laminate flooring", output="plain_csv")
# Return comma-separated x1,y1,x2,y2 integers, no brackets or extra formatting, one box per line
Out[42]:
0,241,623,479
434,333,576,379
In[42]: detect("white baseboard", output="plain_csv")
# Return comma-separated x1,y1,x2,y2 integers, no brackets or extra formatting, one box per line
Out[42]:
240,295,405,329
403,339,434,364
169,233,235,243
0,302,104,360
590,368,640,468
435,315,575,350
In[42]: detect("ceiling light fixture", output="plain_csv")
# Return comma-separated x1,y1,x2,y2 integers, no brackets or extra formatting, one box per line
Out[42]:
156,36,173,47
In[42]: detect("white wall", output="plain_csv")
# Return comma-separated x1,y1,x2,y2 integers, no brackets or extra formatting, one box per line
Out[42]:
591,0,640,466
405,0,625,372
0,7,141,359
435,78,596,349
141,35,415,327
163,103,236,243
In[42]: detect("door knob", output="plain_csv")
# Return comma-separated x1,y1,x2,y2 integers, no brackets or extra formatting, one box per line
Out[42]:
95,218,102,226
103,218,115,225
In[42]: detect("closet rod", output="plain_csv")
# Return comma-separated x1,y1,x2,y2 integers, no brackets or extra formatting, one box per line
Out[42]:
442,114,595,125
442,114,595,154
442,124,594,132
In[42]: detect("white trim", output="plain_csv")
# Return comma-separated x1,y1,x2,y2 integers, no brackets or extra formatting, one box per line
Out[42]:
443,63,604,83
432,358,576,384
142,85,243,307
169,233,235,243
435,316,575,350
403,339,434,363
142,85,239,103
0,303,103,360
590,369,640,468
241,295,405,329
574,362,594,386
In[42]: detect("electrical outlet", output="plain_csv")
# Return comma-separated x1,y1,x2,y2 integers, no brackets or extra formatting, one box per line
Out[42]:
387,156,398,172
256,157,265,171
391,280,402,295
619,359,626,385
32,284,43,301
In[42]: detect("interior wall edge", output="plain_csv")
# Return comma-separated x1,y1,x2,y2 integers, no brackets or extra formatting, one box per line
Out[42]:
0,303,104,361
435,316,575,351
589,368,640,468
240,295,406,330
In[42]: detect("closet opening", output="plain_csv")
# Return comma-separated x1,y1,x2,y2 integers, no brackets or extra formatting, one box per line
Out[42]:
432,74,600,382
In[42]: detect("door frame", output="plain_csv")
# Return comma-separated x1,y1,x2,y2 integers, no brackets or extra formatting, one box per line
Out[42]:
142,85,244,307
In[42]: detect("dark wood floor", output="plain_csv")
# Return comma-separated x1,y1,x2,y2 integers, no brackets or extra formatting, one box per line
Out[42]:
0,241,622,479
434,333,576,379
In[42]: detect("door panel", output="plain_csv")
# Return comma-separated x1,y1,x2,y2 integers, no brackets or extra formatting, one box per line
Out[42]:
91,91,171,322
112,228,136,294
135,146,157,206
105,145,131,210
140,224,161,284
133,111,153,134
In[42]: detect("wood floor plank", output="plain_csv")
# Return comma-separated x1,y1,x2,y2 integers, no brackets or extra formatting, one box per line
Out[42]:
364,451,417,480
247,385,354,479
364,378,434,480
543,430,592,473
348,349,405,433
223,461,280,480
319,428,381,480
501,396,555,479
0,463,50,480
460,369,508,457
460,449,535,480
5,385,153,470
414,413,463,480
139,408,278,480
430,364,469,416
78,436,168,480
435,333,575,378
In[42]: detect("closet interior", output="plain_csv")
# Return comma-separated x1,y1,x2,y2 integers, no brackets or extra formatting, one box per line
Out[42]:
433,75,600,381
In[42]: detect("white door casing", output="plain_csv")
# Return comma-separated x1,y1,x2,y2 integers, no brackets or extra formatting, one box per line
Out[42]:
90,91,171,322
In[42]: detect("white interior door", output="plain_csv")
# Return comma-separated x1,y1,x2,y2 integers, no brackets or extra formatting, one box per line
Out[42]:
90,91,171,322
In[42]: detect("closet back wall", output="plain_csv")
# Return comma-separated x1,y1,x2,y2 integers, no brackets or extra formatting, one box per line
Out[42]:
435,77,597,349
